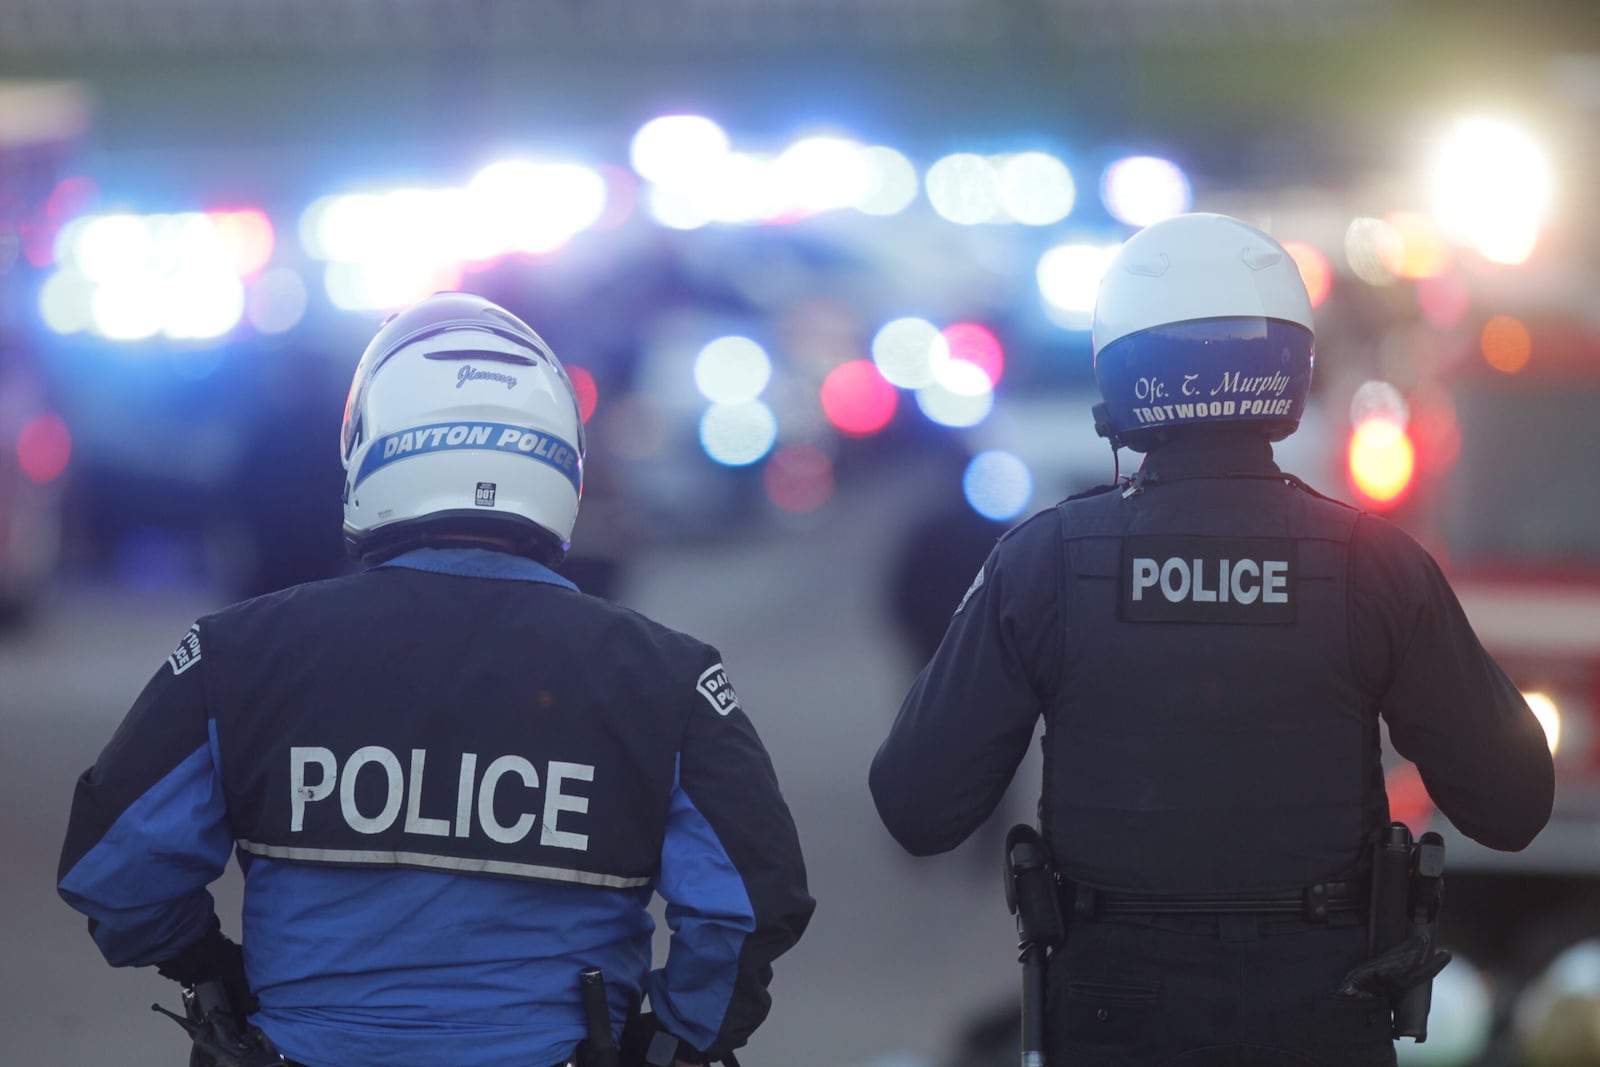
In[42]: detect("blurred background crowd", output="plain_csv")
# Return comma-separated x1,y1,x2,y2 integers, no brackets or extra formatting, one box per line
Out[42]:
3,2,1599,1064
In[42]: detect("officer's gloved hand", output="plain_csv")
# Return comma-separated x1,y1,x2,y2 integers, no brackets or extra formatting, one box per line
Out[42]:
155,915,258,1019
1336,934,1452,1000
619,1011,711,1067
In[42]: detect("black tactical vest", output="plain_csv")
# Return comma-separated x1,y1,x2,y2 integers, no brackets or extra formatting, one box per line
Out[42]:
1043,474,1386,894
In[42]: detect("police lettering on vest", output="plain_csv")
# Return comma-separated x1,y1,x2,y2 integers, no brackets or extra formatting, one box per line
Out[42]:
289,746,596,850
1120,535,1297,624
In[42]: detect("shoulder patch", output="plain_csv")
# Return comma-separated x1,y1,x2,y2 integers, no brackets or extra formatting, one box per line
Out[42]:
954,566,985,615
167,624,203,675
696,663,740,716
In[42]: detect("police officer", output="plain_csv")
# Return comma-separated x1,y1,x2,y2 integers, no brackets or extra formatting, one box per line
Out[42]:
869,214,1554,1065
58,293,814,1067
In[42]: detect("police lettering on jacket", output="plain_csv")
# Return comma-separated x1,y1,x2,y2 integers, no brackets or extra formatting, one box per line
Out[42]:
290,746,596,850
1120,535,1297,624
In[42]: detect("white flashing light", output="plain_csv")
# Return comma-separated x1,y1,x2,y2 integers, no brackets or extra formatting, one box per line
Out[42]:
1349,380,1409,428
163,269,245,340
469,161,607,254
702,153,779,224
916,360,994,427
298,195,339,260
855,146,919,216
699,400,778,467
926,153,1003,225
1102,156,1192,227
91,271,165,341
1428,117,1554,265
694,336,773,404
1038,242,1119,321
75,214,153,281
871,317,947,389
998,152,1076,226
316,194,386,264
964,450,1034,521
775,136,872,215
39,269,94,334
647,185,713,231
630,115,730,188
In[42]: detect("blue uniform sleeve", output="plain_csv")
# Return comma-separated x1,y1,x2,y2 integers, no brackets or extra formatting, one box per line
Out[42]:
870,509,1062,856
1350,515,1555,851
646,656,813,1060
57,622,234,967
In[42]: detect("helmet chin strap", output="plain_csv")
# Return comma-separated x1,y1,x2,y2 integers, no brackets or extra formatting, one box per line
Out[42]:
1091,402,1125,483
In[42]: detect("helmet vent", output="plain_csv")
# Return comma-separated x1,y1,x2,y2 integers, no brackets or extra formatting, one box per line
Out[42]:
424,348,537,366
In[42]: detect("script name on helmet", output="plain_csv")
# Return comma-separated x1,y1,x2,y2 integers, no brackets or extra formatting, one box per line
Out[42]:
1119,536,1297,624
289,746,596,850
458,365,519,390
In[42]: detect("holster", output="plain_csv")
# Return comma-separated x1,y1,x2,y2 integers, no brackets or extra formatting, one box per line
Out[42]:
1345,823,1449,1041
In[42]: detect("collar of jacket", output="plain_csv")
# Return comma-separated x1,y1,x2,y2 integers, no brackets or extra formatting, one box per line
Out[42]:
1136,432,1282,482
376,545,579,591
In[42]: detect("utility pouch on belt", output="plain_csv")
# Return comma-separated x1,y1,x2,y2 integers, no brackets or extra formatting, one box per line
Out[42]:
1340,822,1450,1041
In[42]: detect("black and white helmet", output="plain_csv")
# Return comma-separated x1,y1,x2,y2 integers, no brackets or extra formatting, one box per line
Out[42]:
340,292,585,564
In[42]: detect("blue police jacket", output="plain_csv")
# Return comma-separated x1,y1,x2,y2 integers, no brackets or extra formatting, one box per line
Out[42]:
59,547,813,1067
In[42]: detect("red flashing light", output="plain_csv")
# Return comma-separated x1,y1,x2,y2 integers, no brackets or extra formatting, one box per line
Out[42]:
820,360,897,437
1281,241,1332,309
209,209,275,277
764,443,834,514
1384,763,1434,833
17,413,71,484
1347,417,1415,509
567,365,598,423
941,322,1004,386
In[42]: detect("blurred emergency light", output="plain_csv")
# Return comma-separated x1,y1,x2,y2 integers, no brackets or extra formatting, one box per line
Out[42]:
1347,417,1415,509
941,322,1004,387
16,412,71,484
820,360,898,436
566,365,599,423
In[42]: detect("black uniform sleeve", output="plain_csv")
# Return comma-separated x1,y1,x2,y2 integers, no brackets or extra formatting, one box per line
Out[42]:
1350,515,1555,851
646,652,814,1060
870,510,1062,856
57,622,234,968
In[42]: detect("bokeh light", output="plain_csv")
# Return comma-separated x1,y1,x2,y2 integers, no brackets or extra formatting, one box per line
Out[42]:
775,137,872,215
699,401,778,466
764,443,835,514
630,115,730,187
1037,242,1119,320
1383,211,1451,280
567,365,599,423
1416,274,1471,330
1524,692,1562,756
1101,156,1191,227
694,336,773,404
1280,240,1332,309
916,360,994,428
821,360,898,436
997,152,1075,226
1349,380,1409,427
209,209,275,277
941,322,1004,387
16,413,71,484
1428,117,1553,265
963,450,1033,521
871,317,946,389
1348,417,1416,509
854,147,920,216
39,269,94,334
925,154,1003,225
1345,216,1402,286
1481,315,1532,374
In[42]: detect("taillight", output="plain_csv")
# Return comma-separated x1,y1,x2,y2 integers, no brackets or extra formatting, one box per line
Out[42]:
1348,416,1415,509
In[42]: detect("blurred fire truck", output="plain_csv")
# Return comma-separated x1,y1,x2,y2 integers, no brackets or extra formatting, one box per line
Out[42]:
1343,309,1600,994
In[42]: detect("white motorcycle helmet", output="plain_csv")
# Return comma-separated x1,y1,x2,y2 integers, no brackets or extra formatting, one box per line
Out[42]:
340,292,585,564
1092,212,1315,452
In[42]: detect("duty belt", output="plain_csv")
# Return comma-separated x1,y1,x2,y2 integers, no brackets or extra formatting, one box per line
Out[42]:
1061,879,1360,924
